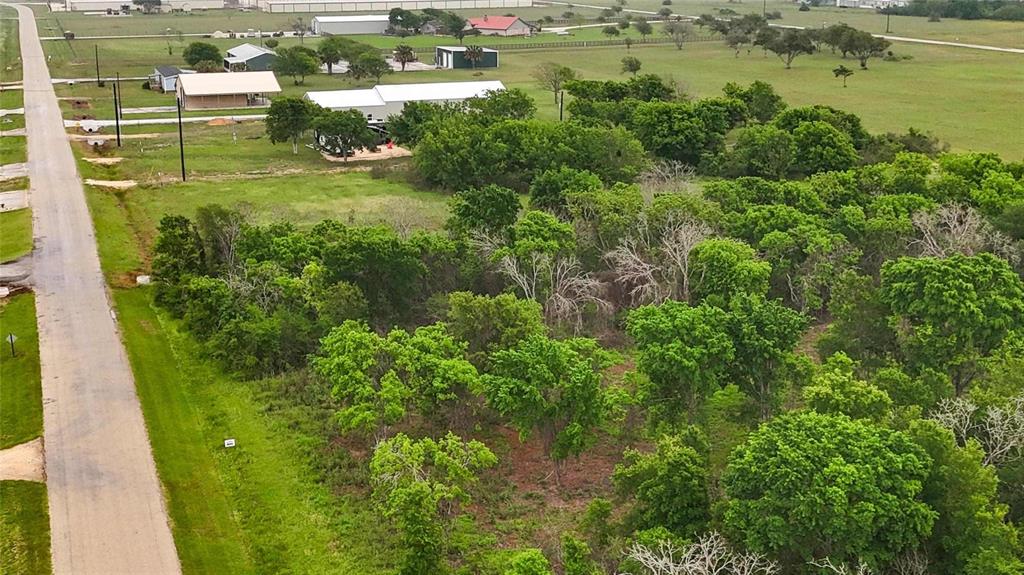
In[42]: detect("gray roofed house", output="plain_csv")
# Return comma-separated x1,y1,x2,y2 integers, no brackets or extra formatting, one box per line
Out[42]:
149,65,195,92
223,43,277,72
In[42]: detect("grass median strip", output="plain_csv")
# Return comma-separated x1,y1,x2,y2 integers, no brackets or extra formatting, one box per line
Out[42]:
0,293,42,450
0,208,32,263
0,481,51,575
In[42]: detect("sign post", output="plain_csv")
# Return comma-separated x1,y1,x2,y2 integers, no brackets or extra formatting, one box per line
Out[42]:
6,333,17,357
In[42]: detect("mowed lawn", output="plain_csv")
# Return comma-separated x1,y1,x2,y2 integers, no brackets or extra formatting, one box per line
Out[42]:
0,208,32,263
1,6,21,84
0,481,51,575
0,293,42,450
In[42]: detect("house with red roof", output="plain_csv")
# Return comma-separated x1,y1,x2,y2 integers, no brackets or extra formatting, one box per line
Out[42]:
467,15,534,37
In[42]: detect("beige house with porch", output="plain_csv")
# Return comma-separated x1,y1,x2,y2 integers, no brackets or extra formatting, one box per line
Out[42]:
175,71,282,111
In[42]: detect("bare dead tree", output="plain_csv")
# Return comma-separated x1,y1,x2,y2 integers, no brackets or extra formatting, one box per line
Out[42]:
808,558,874,575
639,160,699,200
930,395,1024,466
890,549,930,575
910,203,1019,266
605,236,667,305
546,255,611,332
662,218,714,301
620,532,779,575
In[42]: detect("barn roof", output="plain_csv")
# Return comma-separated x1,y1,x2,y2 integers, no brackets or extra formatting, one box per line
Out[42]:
177,71,282,96
303,80,507,110
467,16,524,30
225,43,276,61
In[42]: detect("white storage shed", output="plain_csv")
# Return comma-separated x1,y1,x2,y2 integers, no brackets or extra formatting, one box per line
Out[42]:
312,14,391,35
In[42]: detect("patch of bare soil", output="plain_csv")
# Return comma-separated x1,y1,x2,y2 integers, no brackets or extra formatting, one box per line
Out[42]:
83,156,124,165
0,438,44,482
70,99,92,110
206,117,237,126
84,178,137,189
797,321,831,364
321,146,412,163
68,133,159,141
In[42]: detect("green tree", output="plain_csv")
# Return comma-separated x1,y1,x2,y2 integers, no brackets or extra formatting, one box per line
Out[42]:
803,352,893,421
182,41,220,66
273,46,319,85
481,335,617,481
442,12,474,44
504,549,553,575
445,292,545,364
833,64,855,87
792,120,859,174
388,7,423,31
370,432,497,575
348,51,392,82
881,254,1024,395
393,44,417,71
562,533,600,575
533,62,577,104
466,88,536,120
838,29,891,69
265,97,318,154
723,411,936,570
688,238,771,305
446,184,520,236
463,45,485,69
763,28,816,69
152,215,206,312
722,80,787,123
627,301,734,418
910,419,1024,575
634,18,653,38
662,20,693,49
620,55,642,76
613,433,709,537
528,166,603,215
602,25,621,38
316,36,345,75
731,124,794,179
312,109,376,161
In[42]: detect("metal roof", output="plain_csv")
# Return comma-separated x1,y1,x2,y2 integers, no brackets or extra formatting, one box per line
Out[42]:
312,14,390,22
177,71,282,96
435,45,498,53
154,65,182,77
304,80,507,110
467,16,523,30
225,43,276,61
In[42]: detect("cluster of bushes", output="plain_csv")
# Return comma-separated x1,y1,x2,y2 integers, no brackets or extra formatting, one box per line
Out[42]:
152,83,1024,574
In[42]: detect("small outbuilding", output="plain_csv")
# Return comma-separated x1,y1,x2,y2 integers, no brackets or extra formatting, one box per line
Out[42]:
312,15,391,35
149,65,195,92
305,80,506,124
224,43,277,72
176,71,282,110
434,46,499,69
466,15,533,37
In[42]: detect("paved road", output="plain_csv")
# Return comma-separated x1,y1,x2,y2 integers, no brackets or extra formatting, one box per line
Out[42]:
8,4,182,574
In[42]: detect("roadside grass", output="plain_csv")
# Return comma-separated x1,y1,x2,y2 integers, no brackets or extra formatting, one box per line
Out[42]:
0,294,42,450
115,286,395,574
0,135,26,164
0,481,51,575
0,175,27,192
0,208,32,263
1,6,21,84
0,89,23,110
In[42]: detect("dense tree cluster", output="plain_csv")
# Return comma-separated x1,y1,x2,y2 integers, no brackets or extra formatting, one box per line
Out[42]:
152,80,1024,574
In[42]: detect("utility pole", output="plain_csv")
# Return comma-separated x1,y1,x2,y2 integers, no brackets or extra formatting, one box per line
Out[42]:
94,44,104,87
885,10,892,33
112,82,121,147
762,0,767,18
558,90,564,121
176,96,186,181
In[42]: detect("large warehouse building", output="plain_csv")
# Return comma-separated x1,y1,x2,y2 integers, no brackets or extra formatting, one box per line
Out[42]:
312,14,391,35
305,80,505,123
255,0,530,13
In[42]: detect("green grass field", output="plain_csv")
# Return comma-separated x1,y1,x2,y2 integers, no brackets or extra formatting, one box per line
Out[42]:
1,135,26,164
639,0,1024,47
0,481,51,575
0,208,32,263
1,6,22,84
0,294,42,450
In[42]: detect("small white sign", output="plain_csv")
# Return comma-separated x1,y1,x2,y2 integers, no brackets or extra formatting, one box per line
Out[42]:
224,438,236,448
6,334,16,344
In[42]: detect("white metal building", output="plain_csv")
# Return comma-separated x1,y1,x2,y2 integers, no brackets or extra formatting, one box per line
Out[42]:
305,80,506,123
312,14,391,35
255,0,530,13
